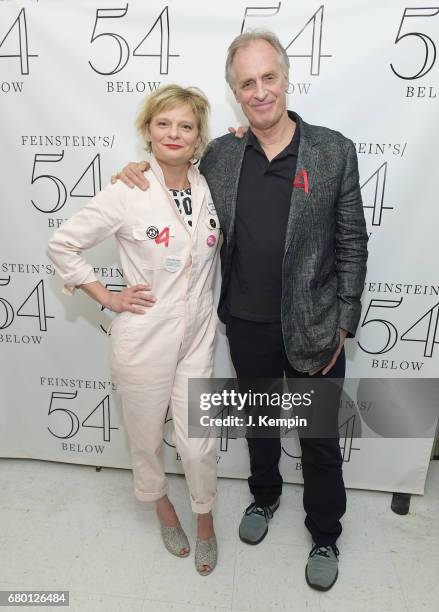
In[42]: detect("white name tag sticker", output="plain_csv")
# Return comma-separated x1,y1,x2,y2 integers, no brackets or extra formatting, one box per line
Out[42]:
164,256,182,273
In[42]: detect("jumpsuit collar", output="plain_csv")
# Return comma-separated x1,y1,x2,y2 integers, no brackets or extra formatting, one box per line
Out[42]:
148,155,202,189
149,155,206,235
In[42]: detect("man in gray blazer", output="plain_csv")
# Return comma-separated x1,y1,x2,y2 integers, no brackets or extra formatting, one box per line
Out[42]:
114,30,368,591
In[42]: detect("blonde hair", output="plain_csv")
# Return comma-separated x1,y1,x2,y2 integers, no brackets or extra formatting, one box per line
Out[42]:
225,29,290,88
136,84,210,159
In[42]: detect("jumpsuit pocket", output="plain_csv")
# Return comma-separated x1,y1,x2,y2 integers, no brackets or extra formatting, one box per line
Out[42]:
109,314,128,368
110,312,147,367
131,225,168,270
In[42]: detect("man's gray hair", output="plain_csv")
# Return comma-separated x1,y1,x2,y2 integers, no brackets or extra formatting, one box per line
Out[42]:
225,29,290,88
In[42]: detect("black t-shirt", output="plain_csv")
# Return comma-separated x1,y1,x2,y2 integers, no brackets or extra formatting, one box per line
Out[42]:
227,111,300,322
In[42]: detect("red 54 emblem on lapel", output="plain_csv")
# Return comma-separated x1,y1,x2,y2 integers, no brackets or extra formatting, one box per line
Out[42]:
293,169,309,194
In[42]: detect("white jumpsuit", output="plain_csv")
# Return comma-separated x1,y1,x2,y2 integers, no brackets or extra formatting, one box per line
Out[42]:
47,156,220,513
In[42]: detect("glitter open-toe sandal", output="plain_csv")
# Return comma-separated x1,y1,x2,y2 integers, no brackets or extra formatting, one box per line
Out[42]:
195,534,217,575
160,523,190,557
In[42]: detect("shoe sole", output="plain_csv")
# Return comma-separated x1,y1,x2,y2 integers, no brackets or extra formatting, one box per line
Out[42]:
305,567,338,591
238,499,280,545
165,547,190,558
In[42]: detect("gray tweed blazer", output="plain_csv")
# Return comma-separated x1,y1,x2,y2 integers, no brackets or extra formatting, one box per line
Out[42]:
199,112,368,372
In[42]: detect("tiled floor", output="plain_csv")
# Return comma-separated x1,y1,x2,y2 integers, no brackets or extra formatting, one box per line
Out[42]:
0,458,438,612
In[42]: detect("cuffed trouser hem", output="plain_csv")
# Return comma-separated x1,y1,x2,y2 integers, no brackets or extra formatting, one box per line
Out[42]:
134,485,168,503
190,491,217,514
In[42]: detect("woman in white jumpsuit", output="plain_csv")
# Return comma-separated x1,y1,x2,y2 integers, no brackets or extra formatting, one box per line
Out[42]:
47,85,220,575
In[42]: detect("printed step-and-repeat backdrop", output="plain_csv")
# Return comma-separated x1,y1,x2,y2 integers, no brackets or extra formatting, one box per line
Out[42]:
1,0,438,494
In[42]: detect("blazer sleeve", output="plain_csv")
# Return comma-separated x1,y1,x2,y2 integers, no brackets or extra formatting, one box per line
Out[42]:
335,139,369,337
47,182,126,295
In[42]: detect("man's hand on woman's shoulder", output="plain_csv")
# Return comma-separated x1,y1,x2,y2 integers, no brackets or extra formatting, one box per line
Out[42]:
228,125,249,138
111,161,150,191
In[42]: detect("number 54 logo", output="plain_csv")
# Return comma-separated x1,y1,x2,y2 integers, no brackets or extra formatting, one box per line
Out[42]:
240,4,332,76
358,298,439,357
391,7,439,80
89,5,179,76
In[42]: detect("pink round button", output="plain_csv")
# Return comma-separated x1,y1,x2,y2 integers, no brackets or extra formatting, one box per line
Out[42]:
207,234,217,247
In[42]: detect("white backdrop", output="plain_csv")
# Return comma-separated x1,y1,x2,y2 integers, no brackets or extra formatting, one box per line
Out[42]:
1,0,438,494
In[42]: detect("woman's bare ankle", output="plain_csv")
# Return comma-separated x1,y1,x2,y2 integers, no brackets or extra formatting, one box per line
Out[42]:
197,511,214,539
156,496,179,527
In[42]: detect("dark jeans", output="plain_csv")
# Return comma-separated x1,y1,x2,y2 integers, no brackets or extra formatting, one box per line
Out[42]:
226,315,347,546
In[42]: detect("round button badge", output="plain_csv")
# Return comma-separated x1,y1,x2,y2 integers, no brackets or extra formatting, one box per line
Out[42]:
146,226,159,240
207,234,217,247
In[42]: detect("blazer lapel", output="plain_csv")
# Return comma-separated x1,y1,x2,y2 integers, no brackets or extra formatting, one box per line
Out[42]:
284,118,319,250
222,132,249,242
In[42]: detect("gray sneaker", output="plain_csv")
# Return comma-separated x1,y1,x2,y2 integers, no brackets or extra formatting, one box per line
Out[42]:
305,544,339,591
239,499,280,545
